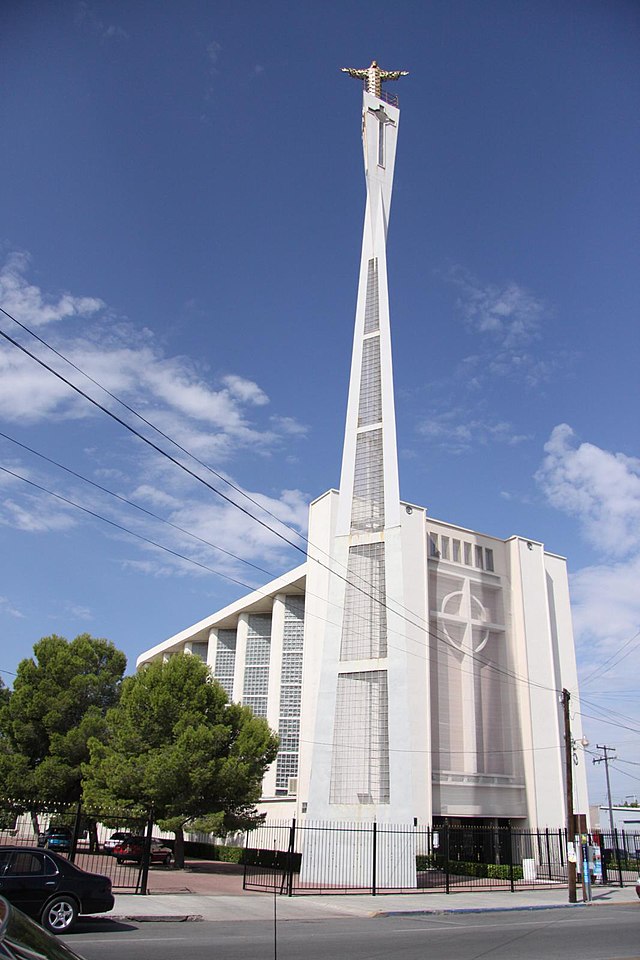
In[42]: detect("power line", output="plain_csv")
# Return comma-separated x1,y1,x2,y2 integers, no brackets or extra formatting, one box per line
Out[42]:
0,429,274,580
581,628,640,687
1,449,561,703
0,304,309,551
0,304,542,667
0,307,569,699
0,322,308,557
0,465,264,593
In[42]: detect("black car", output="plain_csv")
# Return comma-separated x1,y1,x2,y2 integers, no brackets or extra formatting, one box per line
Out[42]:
0,896,86,959
0,847,113,934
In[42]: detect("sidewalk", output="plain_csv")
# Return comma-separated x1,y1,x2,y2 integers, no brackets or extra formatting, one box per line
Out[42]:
110,882,638,923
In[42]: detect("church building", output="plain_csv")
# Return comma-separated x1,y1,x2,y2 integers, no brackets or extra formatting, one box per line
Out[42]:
137,63,589,836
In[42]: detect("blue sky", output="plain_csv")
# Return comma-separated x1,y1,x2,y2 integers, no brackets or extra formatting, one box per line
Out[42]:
1,1,639,806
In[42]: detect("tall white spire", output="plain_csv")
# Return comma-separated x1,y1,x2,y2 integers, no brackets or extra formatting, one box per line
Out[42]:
304,68,423,864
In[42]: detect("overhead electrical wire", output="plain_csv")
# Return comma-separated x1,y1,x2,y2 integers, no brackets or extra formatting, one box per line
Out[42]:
1,445,560,703
0,430,274,580
0,322,309,558
0,305,309,550
0,305,579,701
0,464,264,593
0,305,464,631
580,628,640,687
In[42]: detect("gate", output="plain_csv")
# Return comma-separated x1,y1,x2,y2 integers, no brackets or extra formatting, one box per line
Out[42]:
0,800,155,892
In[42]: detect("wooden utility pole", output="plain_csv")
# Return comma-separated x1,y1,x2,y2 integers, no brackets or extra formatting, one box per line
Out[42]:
562,688,577,903
593,745,617,841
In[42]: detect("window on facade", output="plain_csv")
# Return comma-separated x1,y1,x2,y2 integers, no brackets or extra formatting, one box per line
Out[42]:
429,533,439,557
275,597,305,794
452,539,461,563
464,542,472,565
214,629,237,699
475,545,484,569
485,548,495,572
440,536,450,560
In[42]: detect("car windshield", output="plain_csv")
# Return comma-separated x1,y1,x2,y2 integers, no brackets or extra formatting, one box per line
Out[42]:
0,897,85,960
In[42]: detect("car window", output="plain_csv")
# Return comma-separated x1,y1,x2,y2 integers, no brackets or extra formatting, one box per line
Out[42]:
42,854,59,876
9,852,47,876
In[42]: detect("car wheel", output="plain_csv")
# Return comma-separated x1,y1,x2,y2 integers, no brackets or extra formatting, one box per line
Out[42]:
41,895,78,934
163,854,171,865
116,857,124,864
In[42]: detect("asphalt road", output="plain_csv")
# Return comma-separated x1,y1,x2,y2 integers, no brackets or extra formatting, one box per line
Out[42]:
63,905,640,960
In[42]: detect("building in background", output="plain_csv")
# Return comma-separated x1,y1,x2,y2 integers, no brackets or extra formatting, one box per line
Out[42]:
137,63,589,837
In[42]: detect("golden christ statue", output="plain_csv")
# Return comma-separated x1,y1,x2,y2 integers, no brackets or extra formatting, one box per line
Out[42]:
341,60,409,98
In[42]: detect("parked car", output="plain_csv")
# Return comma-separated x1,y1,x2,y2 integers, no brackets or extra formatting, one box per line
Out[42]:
0,896,87,959
103,832,136,853
0,847,113,934
37,828,73,854
112,837,172,866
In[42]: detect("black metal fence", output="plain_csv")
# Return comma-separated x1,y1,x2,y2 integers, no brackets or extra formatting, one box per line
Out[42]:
596,829,640,886
0,800,161,892
243,820,640,896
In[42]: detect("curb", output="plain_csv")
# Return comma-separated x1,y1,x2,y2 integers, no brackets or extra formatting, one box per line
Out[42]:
111,915,204,923
374,900,636,918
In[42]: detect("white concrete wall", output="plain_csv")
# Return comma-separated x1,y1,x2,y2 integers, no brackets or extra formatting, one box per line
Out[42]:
508,538,566,827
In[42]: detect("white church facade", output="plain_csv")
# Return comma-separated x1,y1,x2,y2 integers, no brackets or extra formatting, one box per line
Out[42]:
137,64,589,833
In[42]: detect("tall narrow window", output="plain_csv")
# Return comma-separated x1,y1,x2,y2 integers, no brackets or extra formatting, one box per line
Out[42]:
440,536,450,560
275,597,305,795
330,671,389,804
351,429,385,532
214,629,237,699
485,548,495,572
464,542,472,565
452,539,461,563
243,614,271,718
341,544,387,660
475,545,484,569
429,533,439,557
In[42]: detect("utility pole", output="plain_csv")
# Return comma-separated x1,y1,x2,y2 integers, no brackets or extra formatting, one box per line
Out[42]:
593,745,617,841
562,688,577,903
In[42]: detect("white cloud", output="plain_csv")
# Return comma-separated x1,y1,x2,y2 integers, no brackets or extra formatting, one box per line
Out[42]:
444,266,566,388
206,40,222,66
0,253,302,454
0,496,77,534
0,596,25,619
417,408,530,454
270,415,309,438
221,374,269,407
68,604,93,621
536,425,640,762
0,253,310,577
571,556,640,658
0,252,104,327
448,266,545,348
75,3,130,42
536,424,640,557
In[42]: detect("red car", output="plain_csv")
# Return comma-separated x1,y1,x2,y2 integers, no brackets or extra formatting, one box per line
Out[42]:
112,838,172,866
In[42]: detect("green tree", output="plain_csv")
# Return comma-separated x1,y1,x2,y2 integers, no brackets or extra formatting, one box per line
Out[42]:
82,653,279,867
0,634,127,806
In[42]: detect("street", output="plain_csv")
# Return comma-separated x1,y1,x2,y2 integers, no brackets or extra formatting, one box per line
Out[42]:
64,905,640,960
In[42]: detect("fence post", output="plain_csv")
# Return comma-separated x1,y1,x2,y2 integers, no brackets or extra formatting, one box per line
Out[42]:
545,828,552,881
287,819,296,897
445,824,450,895
138,807,154,895
69,800,82,863
508,822,514,892
614,828,623,887
372,821,377,896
